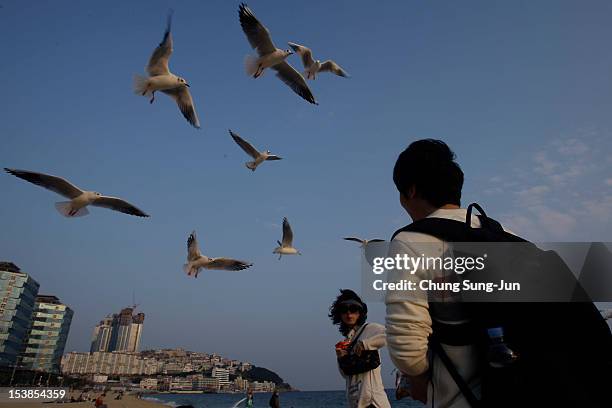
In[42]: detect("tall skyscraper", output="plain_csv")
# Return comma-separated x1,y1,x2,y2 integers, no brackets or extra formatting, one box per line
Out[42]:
0,262,40,367
112,307,134,351
21,295,73,373
90,307,145,353
90,316,113,352
127,312,145,352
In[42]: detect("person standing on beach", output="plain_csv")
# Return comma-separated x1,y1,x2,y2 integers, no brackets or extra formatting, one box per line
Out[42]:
246,389,254,407
330,289,391,408
269,389,280,408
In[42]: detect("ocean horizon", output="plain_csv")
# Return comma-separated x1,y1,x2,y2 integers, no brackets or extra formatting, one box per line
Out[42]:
145,390,423,408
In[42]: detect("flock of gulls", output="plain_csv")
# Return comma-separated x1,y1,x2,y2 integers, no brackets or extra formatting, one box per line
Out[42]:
132,4,351,128
4,4,380,279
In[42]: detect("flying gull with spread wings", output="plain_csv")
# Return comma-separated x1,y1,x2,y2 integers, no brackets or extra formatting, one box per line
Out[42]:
273,217,301,259
238,3,317,105
133,10,200,128
343,237,385,248
183,231,253,278
229,129,282,171
288,42,350,80
4,168,149,218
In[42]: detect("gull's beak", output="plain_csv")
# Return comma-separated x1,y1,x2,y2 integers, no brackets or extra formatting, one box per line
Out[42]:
185,83,190,87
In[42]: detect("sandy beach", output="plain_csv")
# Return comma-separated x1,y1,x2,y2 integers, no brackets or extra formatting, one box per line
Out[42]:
0,393,167,408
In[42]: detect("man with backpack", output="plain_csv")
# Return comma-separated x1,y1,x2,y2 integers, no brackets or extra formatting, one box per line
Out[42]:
385,139,611,407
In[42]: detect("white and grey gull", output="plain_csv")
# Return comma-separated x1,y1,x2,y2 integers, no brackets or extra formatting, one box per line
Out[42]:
229,129,282,171
273,217,301,259
4,168,149,218
343,237,385,248
288,42,350,80
183,231,253,278
238,3,317,105
133,10,200,128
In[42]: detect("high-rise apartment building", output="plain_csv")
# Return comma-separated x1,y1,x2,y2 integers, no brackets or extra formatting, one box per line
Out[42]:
21,295,73,373
90,316,113,352
0,262,40,367
127,312,145,352
90,307,144,353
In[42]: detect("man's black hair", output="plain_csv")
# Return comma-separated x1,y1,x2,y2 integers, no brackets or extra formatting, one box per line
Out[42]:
393,139,464,207
329,289,368,336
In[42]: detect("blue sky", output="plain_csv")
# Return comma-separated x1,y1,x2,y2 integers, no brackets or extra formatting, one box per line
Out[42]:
1,0,611,391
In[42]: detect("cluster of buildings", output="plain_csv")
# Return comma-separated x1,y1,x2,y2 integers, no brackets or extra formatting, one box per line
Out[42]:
61,307,149,375
62,347,275,393
1,261,281,392
138,372,276,393
0,262,73,373
139,348,252,375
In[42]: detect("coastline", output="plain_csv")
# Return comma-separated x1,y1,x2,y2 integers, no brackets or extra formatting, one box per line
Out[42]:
0,393,169,408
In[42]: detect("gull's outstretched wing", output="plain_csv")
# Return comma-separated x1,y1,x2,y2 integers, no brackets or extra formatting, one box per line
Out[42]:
92,196,149,217
229,130,260,159
147,10,174,76
288,42,314,68
206,258,253,271
238,3,275,55
186,231,201,261
265,155,282,161
161,86,201,128
5,168,83,199
319,60,350,78
368,239,385,243
343,237,365,244
281,217,294,246
272,62,317,104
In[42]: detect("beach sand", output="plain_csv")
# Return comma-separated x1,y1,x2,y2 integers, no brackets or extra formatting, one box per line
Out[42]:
0,393,167,408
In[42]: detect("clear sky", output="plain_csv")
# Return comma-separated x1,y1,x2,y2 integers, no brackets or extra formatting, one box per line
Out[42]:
1,0,611,391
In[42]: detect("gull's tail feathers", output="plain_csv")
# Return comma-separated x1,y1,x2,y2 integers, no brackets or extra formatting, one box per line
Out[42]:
55,202,89,217
244,55,260,77
183,263,193,276
133,74,151,96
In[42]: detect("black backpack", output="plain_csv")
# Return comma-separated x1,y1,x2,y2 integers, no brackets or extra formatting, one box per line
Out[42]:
391,203,612,408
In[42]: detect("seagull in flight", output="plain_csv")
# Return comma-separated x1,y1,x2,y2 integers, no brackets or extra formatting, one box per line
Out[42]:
238,3,317,105
229,129,282,172
288,42,350,80
133,10,200,128
273,217,301,259
343,237,385,248
4,168,149,218
183,231,253,278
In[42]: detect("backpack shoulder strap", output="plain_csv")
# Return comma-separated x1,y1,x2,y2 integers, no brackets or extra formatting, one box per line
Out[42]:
391,217,471,242
430,337,481,408
391,203,513,243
